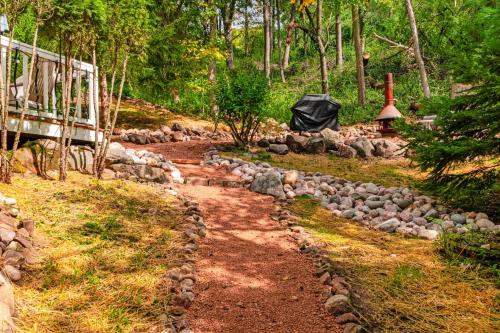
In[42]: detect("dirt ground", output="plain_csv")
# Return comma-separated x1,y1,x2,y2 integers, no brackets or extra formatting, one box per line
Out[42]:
130,138,341,333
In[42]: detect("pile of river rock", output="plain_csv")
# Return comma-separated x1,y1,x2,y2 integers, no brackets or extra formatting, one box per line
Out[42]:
205,150,498,240
119,123,231,145
0,193,36,332
104,142,183,184
259,126,407,159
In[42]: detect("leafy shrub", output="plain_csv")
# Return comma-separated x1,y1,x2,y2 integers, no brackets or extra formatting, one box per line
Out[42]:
216,70,270,146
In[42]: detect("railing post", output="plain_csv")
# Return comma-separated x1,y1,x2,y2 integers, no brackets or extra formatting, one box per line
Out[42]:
42,61,49,113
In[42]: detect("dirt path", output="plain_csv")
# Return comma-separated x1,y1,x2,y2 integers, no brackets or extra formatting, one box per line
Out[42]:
181,182,340,333
127,140,340,332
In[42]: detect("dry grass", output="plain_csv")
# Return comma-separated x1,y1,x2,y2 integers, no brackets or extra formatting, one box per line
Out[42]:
225,149,425,188
117,100,228,132
289,196,499,333
0,173,183,333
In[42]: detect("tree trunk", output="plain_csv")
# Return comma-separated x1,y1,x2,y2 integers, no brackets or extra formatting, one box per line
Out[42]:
282,2,296,70
97,53,129,178
277,0,285,82
316,0,328,94
8,21,40,182
208,0,218,117
222,0,236,70
352,5,366,107
302,12,308,56
244,0,249,56
335,15,343,70
405,0,431,98
263,0,271,81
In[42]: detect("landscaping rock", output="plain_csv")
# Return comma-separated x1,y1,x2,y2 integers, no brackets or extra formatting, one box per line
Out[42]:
257,138,270,148
305,138,326,154
335,313,358,324
350,137,374,158
285,134,308,153
343,323,363,333
333,143,357,158
250,170,285,199
418,228,439,240
268,144,289,155
325,294,349,315
376,218,401,233
109,164,168,183
320,128,342,144
284,170,299,185
476,219,496,230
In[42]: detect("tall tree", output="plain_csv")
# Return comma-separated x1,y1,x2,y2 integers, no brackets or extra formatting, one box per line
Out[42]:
405,0,431,98
263,0,271,81
352,4,365,106
221,0,236,70
335,14,343,70
282,1,296,71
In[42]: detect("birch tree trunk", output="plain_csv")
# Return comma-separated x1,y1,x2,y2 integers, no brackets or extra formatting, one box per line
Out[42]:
208,0,218,118
277,0,285,83
352,5,366,106
405,0,431,98
263,0,271,81
317,0,328,94
282,2,296,71
335,15,343,70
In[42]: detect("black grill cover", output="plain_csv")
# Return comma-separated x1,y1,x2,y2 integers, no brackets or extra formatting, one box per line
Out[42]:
290,94,341,132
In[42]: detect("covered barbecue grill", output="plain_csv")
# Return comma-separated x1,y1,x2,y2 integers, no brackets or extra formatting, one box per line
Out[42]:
290,94,341,132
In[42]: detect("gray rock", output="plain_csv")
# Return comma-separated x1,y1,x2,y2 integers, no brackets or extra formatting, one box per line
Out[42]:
366,200,384,209
376,218,401,232
250,170,286,199
285,134,308,153
476,219,496,230
343,323,363,333
342,209,355,219
3,265,20,281
320,128,341,144
305,138,326,154
450,214,466,225
325,294,349,315
442,220,455,231
418,229,439,240
332,143,357,158
171,123,184,131
109,164,168,183
257,138,270,148
128,133,149,145
394,198,412,209
424,209,439,218
350,137,374,158
364,183,379,194
105,146,134,166
268,144,289,155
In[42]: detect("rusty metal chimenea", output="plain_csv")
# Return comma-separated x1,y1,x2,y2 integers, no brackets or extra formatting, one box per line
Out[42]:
376,73,402,135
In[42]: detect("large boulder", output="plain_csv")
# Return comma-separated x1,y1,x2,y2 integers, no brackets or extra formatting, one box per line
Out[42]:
109,164,168,183
250,170,285,199
332,143,357,158
68,146,94,174
320,128,342,150
268,144,289,155
372,139,402,158
350,137,375,158
105,143,134,166
127,133,149,145
304,137,326,154
285,134,308,153
13,140,60,175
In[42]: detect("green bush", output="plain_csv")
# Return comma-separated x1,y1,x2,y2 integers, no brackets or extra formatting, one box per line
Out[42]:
216,70,270,146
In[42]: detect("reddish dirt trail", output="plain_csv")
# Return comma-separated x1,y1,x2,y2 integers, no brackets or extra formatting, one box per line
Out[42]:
129,139,340,332
181,183,340,333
